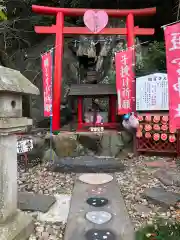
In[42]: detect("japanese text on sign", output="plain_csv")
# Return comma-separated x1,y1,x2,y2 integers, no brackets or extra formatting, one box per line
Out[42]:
164,23,180,129
115,49,133,115
41,51,53,117
136,73,168,111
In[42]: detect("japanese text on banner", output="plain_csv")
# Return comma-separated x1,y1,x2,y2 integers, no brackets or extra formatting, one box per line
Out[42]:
41,51,53,117
115,49,133,115
164,23,180,129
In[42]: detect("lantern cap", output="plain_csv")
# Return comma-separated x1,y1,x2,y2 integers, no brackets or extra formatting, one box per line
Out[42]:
0,66,39,95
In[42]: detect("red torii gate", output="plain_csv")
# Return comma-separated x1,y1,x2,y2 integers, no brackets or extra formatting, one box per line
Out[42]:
32,5,156,131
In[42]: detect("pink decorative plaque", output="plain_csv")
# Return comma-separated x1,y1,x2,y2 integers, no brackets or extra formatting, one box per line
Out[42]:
83,10,108,33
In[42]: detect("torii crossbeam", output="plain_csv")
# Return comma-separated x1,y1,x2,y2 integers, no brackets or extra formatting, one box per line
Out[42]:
32,5,156,131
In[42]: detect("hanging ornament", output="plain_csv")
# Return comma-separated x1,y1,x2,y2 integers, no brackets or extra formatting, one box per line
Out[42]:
76,42,84,56
123,114,130,120
137,115,143,122
145,115,151,122
83,10,109,33
122,120,131,130
153,116,160,123
128,113,139,128
144,124,152,132
123,115,139,133
153,124,160,131
153,133,160,141
136,130,143,138
161,124,168,131
161,133,167,141
169,127,176,134
87,41,96,58
139,124,143,130
100,41,111,57
96,56,104,72
145,132,151,139
169,134,176,143
161,115,168,123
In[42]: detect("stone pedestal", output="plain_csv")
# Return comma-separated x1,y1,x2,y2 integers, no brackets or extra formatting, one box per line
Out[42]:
0,65,39,239
0,118,34,240
0,210,33,240
0,134,17,222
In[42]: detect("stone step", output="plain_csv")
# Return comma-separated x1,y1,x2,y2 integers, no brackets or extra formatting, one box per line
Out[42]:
64,174,135,240
143,187,180,208
48,156,125,173
18,192,56,213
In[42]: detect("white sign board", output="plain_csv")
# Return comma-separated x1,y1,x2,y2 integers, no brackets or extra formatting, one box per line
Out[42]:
17,139,33,154
136,73,168,111
89,127,104,132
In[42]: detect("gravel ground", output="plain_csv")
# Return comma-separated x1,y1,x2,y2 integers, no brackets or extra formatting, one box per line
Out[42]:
116,155,180,230
17,155,180,239
18,163,75,240
18,164,75,195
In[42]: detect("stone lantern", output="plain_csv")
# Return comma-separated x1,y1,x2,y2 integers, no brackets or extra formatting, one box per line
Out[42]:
0,66,39,239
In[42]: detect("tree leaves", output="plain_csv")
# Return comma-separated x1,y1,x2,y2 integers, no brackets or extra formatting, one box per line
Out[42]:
136,219,180,240
139,41,166,73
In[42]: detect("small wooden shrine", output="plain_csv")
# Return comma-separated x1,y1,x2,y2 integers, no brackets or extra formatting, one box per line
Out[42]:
68,84,117,131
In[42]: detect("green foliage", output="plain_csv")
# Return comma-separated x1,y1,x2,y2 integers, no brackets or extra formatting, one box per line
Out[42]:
136,219,180,240
106,40,166,84
30,0,59,7
30,0,86,8
0,0,7,20
30,0,86,25
0,8,7,21
107,69,116,84
138,41,166,73
30,15,55,26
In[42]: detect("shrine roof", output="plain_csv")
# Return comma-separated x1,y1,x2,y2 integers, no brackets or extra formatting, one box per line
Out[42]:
0,66,40,95
69,84,116,96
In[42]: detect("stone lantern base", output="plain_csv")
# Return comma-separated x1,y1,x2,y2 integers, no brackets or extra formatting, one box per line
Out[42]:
0,118,34,240
0,210,33,240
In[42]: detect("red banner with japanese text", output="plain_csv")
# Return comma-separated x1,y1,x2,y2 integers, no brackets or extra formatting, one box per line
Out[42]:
164,23,180,129
115,49,133,115
41,50,53,117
